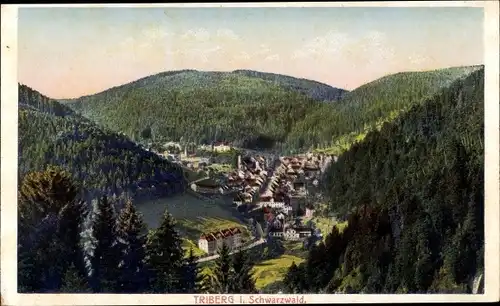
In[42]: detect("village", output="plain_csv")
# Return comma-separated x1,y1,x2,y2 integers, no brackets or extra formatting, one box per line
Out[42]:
149,140,334,257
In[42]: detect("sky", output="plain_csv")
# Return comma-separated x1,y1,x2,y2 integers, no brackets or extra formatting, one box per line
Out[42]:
18,6,484,99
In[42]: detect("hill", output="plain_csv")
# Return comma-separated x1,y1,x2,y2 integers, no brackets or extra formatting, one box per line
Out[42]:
19,83,77,117
282,67,484,293
287,65,482,154
62,66,481,153
231,69,347,102
61,70,344,150
18,84,187,205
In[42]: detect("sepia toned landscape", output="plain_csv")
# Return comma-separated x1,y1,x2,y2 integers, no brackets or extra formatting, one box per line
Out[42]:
14,5,486,295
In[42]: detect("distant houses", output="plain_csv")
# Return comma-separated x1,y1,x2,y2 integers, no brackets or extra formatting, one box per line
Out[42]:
190,178,221,194
198,227,243,255
213,142,232,152
228,154,270,205
268,226,313,241
199,142,232,153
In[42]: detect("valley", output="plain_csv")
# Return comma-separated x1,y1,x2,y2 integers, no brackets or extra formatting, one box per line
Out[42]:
17,65,485,294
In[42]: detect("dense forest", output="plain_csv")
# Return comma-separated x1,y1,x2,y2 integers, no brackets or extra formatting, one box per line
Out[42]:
283,68,485,293
61,67,480,153
18,85,187,205
62,70,345,150
232,69,347,102
286,65,482,153
17,168,258,293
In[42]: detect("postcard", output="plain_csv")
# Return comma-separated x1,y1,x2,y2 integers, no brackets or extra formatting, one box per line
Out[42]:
1,1,499,305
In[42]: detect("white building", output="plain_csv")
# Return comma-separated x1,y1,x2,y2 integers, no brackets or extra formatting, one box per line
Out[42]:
260,202,286,208
198,227,243,255
213,143,232,152
269,227,312,241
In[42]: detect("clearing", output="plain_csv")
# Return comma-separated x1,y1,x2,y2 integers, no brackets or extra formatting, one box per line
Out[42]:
252,255,305,290
136,192,250,256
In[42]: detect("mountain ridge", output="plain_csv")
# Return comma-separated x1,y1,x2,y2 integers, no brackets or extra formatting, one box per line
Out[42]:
60,69,347,102
57,65,481,153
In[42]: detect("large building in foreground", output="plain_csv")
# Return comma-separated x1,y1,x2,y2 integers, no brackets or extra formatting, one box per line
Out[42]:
198,227,243,255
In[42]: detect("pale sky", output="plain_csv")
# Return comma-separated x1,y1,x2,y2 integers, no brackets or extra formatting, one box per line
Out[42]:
18,6,484,99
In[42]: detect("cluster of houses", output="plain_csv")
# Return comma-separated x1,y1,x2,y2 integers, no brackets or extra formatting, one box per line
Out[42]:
197,227,243,255
258,153,332,241
199,142,232,153
189,153,276,198
193,152,334,249
229,154,277,206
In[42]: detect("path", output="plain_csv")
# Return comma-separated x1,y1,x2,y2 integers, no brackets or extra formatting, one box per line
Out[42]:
189,176,210,185
196,238,267,263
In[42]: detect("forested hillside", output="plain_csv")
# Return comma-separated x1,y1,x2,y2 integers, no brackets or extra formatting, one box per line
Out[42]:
287,65,482,153
232,69,347,102
18,85,187,205
62,67,480,153
284,67,484,293
62,70,340,149
19,83,77,117
18,169,258,293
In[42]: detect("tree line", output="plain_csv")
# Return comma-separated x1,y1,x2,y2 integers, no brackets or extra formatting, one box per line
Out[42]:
18,166,258,293
61,67,480,154
282,68,484,293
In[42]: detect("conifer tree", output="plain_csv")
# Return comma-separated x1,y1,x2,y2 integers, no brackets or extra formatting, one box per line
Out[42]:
115,199,149,293
145,209,184,293
18,167,85,292
183,248,209,293
283,262,301,293
60,264,92,293
81,195,120,292
208,243,232,293
230,250,257,293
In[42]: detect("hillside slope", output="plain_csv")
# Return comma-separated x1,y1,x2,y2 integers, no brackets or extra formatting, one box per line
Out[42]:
283,68,484,293
232,69,347,102
19,83,77,117
18,85,187,205
62,70,343,149
287,65,482,154
63,66,480,153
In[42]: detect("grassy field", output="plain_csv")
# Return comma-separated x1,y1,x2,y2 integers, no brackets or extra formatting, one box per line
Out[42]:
252,255,305,290
303,215,348,241
136,193,250,256
207,163,233,175
177,217,251,242
181,238,206,258
199,253,305,291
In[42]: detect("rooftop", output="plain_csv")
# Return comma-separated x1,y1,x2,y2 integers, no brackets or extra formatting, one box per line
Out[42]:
199,227,242,242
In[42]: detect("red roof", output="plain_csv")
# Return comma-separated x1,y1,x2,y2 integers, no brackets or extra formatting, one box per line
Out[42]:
199,227,242,242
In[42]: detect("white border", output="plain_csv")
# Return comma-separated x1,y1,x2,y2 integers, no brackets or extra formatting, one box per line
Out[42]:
1,2,499,305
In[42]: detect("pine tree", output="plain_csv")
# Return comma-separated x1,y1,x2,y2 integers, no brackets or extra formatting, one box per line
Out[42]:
145,209,184,293
115,199,149,293
18,167,85,292
183,248,209,293
230,250,257,293
208,243,232,293
283,262,301,293
60,264,92,293
82,196,120,292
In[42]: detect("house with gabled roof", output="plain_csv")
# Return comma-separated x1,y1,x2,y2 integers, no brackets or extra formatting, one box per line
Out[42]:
198,227,242,255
